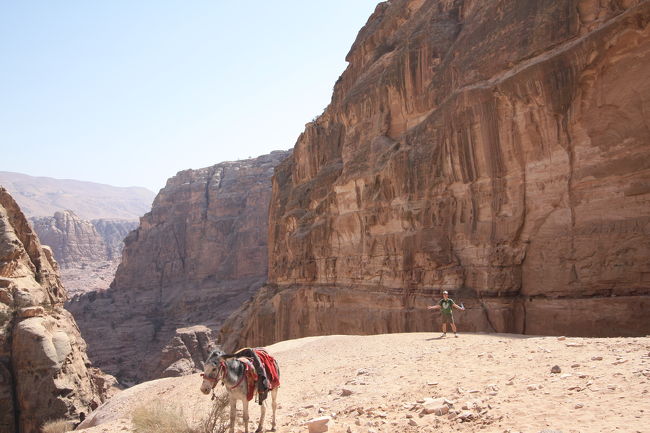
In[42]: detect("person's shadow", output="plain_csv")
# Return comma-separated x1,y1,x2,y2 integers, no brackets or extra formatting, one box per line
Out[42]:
425,336,445,341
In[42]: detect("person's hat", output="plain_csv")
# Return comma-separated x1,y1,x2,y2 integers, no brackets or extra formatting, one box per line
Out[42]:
442,290,448,294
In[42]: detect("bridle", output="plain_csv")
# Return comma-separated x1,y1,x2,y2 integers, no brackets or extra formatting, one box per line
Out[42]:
201,359,226,390
201,358,247,392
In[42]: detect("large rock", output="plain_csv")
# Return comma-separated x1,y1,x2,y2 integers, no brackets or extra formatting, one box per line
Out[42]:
0,187,112,433
30,211,137,295
153,325,215,378
67,151,290,384
220,0,650,349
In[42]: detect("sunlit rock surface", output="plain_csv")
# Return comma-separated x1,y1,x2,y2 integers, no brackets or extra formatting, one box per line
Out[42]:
220,0,650,350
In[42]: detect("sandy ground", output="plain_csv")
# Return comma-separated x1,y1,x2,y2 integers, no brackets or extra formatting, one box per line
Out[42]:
77,332,650,433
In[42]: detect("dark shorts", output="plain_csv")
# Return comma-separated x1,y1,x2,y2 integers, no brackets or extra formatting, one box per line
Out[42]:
441,313,454,324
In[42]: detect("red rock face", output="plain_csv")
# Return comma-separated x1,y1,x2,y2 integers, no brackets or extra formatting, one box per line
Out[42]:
0,188,110,433
220,0,650,349
67,151,290,384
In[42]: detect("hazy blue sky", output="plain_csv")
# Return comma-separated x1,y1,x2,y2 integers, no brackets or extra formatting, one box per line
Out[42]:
0,1,380,192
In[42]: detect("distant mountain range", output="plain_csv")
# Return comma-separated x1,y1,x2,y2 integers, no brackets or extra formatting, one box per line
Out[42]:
0,171,155,220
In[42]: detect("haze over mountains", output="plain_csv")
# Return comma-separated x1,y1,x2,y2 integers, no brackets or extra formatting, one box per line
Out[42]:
0,171,155,220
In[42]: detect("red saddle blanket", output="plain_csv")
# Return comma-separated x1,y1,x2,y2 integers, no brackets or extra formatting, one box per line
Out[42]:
254,348,280,389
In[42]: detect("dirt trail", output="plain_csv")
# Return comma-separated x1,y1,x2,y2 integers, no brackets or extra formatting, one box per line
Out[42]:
78,333,650,433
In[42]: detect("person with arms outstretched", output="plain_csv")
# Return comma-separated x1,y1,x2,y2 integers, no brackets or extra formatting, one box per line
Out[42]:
428,290,465,337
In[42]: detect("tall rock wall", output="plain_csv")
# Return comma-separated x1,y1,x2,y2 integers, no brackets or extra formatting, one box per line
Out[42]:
0,187,109,433
30,211,137,295
67,151,290,384
220,0,650,349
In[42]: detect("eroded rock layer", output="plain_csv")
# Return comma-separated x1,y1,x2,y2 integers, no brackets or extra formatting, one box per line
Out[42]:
0,187,110,433
30,211,137,295
220,0,650,350
67,151,290,384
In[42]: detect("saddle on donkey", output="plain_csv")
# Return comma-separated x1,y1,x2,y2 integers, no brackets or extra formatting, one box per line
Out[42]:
225,347,280,403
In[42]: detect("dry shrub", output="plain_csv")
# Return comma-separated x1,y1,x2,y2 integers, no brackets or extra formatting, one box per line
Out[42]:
41,419,73,433
131,401,192,433
131,392,229,433
195,392,229,433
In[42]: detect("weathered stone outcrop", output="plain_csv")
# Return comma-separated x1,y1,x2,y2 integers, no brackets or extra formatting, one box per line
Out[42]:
220,0,650,349
153,325,215,378
0,187,112,433
67,151,290,384
30,211,137,295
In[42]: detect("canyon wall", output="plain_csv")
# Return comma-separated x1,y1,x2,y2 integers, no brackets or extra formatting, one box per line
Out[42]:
30,211,137,295
0,188,110,433
220,0,650,350
67,151,290,384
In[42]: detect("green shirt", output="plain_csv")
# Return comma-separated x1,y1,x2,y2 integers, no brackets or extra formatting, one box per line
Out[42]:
439,298,455,315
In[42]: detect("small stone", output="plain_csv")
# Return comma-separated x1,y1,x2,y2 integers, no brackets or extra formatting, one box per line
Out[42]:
307,416,331,433
408,419,418,426
340,388,353,397
557,336,566,341
571,364,580,368
575,403,584,409
591,356,603,361
551,365,562,374
458,411,474,421
527,384,541,391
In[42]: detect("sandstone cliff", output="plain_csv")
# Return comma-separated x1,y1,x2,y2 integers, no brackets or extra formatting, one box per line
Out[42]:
30,211,137,295
0,187,111,433
220,0,650,349
67,151,290,384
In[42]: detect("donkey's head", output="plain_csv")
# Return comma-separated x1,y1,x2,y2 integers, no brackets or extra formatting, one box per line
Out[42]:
200,348,226,395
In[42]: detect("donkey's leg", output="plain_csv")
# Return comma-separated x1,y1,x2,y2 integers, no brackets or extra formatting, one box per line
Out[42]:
256,397,266,433
228,396,237,433
242,397,250,433
270,388,278,431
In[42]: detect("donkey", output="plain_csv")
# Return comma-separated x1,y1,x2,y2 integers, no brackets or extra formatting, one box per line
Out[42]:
200,349,279,433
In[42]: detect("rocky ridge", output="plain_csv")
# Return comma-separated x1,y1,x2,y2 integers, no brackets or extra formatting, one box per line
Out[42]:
0,171,155,220
30,211,137,295
67,151,290,384
0,187,112,433
220,0,650,350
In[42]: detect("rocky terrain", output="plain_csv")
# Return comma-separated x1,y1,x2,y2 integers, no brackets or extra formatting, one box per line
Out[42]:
220,0,650,349
0,187,113,433
75,332,650,433
30,211,137,295
67,151,291,384
0,171,155,220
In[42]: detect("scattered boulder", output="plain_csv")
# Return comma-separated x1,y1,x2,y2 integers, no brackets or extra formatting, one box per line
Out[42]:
551,365,562,374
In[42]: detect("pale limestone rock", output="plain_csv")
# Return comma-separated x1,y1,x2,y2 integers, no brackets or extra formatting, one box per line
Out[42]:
307,416,331,433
